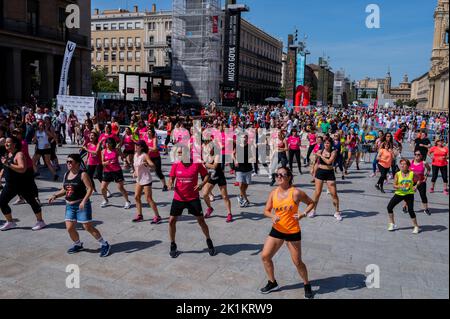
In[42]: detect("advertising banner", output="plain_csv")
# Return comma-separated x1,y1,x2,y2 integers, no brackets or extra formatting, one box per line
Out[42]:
296,53,305,87
58,41,77,96
57,95,95,122
223,10,242,107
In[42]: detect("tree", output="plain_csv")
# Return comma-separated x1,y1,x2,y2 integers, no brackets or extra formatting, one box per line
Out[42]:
360,89,368,99
91,68,119,93
278,87,286,99
407,99,418,108
394,99,403,108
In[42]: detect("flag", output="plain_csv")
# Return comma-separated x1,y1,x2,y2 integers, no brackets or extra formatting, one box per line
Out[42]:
58,41,77,96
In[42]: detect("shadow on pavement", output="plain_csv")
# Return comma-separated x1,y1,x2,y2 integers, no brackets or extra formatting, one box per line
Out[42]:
83,240,163,255
396,225,447,233
281,273,367,295
45,220,104,230
181,243,263,256
340,210,379,219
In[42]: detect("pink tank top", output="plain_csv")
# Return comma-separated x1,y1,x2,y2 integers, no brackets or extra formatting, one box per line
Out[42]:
410,160,425,182
123,134,134,151
87,143,101,166
145,135,160,158
103,149,121,172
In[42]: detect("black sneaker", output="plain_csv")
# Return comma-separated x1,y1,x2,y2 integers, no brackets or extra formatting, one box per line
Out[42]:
375,184,380,190
424,209,431,216
206,239,216,256
100,242,111,258
304,284,314,299
260,280,280,294
170,242,179,258
67,243,84,254
402,206,408,214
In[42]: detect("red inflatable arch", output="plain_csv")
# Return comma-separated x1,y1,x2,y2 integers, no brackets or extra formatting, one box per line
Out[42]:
294,85,311,112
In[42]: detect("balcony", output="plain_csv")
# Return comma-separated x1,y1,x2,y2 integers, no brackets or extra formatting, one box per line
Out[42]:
144,42,167,49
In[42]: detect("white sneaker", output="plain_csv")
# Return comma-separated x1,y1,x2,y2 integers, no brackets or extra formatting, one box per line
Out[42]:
307,211,316,218
388,223,397,232
124,201,131,209
0,222,17,231
32,221,47,231
412,226,420,234
334,213,343,221
369,173,376,178
106,190,112,198
101,200,109,208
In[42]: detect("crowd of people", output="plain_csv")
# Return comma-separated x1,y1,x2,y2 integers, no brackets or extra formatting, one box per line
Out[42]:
0,102,448,298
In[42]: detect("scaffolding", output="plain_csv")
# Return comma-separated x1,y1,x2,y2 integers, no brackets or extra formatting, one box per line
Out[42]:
333,69,346,106
172,0,222,106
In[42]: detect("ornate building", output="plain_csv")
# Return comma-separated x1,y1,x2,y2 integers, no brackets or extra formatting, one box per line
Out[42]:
427,0,449,112
389,74,412,103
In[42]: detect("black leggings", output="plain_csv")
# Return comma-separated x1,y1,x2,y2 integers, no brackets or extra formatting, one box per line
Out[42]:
377,164,390,187
289,149,302,173
416,182,428,204
306,145,315,164
334,155,344,173
387,194,416,219
151,156,165,180
431,165,448,184
25,169,39,199
0,184,41,216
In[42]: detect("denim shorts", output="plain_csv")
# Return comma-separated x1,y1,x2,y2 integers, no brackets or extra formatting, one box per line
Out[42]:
236,171,252,185
65,201,93,224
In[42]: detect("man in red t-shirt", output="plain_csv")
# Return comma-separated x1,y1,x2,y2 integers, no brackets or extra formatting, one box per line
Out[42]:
167,149,216,258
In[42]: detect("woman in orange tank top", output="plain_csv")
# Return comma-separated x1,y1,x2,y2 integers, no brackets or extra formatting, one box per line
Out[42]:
260,167,315,299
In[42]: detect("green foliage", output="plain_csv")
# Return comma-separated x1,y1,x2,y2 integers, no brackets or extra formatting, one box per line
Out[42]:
92,68,119,93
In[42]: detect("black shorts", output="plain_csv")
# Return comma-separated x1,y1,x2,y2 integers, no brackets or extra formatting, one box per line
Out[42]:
170,199,203,217
208,173,227,187
269,227,301,242
123,149,135,156
315,168,336,181
103,170,124,183
36,148,51,156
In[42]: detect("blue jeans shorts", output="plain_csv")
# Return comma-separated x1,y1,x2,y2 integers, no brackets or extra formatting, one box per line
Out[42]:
65,201,93,224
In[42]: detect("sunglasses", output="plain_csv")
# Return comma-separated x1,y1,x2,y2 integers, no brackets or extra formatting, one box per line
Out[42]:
66,160,74,164
415,153,422,156
275,173,289,179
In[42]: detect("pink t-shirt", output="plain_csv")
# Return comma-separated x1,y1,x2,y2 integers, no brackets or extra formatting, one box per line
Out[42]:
287,136,301,151
143,135,160,158
410,160,425,183
308,133,317,145
123,134,134,151
103,149,121,172
138,127,148,140
87,143,101,166
99,133,120,148
170,162,208,202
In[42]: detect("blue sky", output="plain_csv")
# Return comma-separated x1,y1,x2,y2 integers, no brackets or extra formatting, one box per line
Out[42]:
91,0,437,84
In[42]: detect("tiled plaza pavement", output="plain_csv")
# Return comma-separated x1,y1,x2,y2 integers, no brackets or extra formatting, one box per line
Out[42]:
0,145,448,299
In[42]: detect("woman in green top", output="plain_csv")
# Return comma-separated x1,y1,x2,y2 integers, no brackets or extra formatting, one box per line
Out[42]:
387,158,421,234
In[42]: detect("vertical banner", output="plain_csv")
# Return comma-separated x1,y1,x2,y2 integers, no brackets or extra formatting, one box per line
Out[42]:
296,53,305,87
212,16,219,34
222,10,242,107
58,41,77,96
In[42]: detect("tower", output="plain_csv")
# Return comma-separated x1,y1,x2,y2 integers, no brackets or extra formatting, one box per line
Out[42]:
430,0,449,76
384,67,392,94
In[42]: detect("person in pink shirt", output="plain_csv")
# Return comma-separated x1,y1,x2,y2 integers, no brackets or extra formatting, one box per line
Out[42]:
82,131,105,194
287,129,303,175
98,124,120,150
100,138,131,209
167,147,215,258
121,127,135,171
305,128,317,166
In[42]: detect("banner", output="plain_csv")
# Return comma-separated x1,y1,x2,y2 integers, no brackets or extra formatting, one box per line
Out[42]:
212,16,219,33
296,53,305,87
57,95,95,122
58,41,77,96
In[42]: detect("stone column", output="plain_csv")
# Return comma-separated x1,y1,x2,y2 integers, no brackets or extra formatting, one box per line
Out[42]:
9,48,22,104
40,54,54,100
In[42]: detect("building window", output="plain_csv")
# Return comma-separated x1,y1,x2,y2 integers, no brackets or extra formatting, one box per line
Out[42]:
136,66,141,72
104,52,109,61
27,0,39,35
91,52,94,61
119,51,125,61
104,38,110,48
57,7,68,41
149,36,154,44
111,23,117,30
96,52,101,62
127,65,133,72
166,35,171,46
119,65,125,72
96,38,101,48
112,65,117,74
112,38,117,48
119,23,125,30
96,24,101,30
127,37,133,47
446,29,449,45
127,22,133,29
103,24,109,30
149,49,154,57
135,37,141,47
135,22,141,29
104,66,109,74
119,37,125,48
136,51,141,62
111,52,117,61
127,51,133,61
